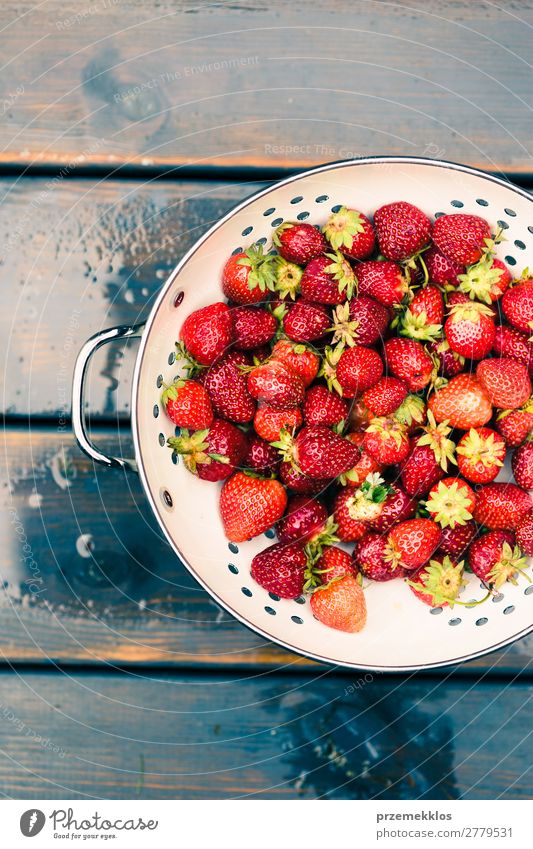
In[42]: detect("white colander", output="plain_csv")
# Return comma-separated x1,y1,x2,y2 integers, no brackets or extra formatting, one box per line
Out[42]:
73,156,533,671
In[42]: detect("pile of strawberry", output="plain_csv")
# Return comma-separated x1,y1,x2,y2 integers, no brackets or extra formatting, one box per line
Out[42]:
161,200,533,635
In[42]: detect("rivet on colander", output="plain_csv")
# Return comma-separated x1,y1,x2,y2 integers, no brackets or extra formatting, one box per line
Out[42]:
505,255,517,266
173,291,184,308
294,596,306,605
263,207,276,216
525,585,533,596
476,617,488,626
265,606,276,616
450,200,464,208
297,211,310,221
153,404,159,418
158,433,165,446
290,196,303,205
528,226,533,235
492,592,504,603
160,488,173,510
331,204,342,213
241,226,253,237
315,195,329,203
429,607,443,615
156,374,163,388
498,220,509,230
231,246,243,255
514,240,526,250
171,452,178,465
271,218,283,228
434,211,445,218
503,605,515,615
228,542,239,554
256,237,267,246
504,207,517,217
228,563,238,574
476,198,489,207
269,592,280,602
291,615,303,624
241,587,252,597
448,618,461,626
168,351,175,365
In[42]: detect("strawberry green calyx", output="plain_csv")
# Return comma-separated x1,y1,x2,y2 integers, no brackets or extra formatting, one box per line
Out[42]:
274,257,303,300
407,557,465,607
302,520,340,592
400,307,442,342
416,411,457,471
174,342,204,377
322,206,366,251
458,256,506,304
325,251,357,299
328,303,360,348
456,428,504,471
271,428,300,469
160,378,186,407
393,394,426,429
448,300,495,323
366,417,407,449
425,480,474,528
309,516,340,552
236,244,277,293
486,543,530,591
346,473,393,523
318,344,344,395
272,221,294,248
167,430,228,474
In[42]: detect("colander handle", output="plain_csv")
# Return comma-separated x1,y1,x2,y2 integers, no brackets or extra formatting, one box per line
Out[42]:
72,323,145,472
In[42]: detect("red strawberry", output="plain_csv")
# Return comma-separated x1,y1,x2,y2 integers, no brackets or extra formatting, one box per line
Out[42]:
180,302,234,366
456,427,506,484
279,460,330,495
374,201,431,261
428,374,492,429
363,417,410,465
242,435,280,474
408,556,464,607
222,245,275,305
310,575,367,633
512,440,533,490
271,339,319,386
251,541,308,598
502,278,533,334
273,221,327,265
276,495,328,544
496,407,533,447
283,300,331,342
341,432,382,487
516,510,533,556
247,360,305,410
203,351,256,423
254,406,303,442
476,358,531,410
368,486,417,533
303,384,349,428
354,533,406,581
473,482,533,530
399,440,446,497
425,477,476,529
363,377,407,417
300,252,356,304
280,426,360,479
334,473,391,541
425,245,465,287
439,522,477,559
493,325,533,376
335,295,390,348
383,338,433,392
431,213,491,266
220,472,288,542
385,518,442,571
168,419,247,481
458,256,511,303
161,379,213,429
348,397,374,432
316,546,358,583
231,306,277,350
427,339,465,380
444,301,495,359
468,531,527,589
322,206,375,260
400,285,444,342
356,260,409,307
326,345,383,398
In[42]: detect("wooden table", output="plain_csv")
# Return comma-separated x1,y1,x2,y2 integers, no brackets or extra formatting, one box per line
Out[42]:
1,0,532,799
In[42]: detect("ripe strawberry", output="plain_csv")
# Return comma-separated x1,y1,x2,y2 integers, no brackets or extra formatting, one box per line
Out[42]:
247,360,305,410
279,426,360,479
203,351,256,423
502,278,533,334
424,245,465,287
408,555,464,607
385,518,442,571
493,325,533,376
473,482,533,530
242,435,280,475
425,477,476,529
273,221,327,265
348,397,374,432
161,379,213,429
251,541,308,598
300,252,356,304
220,472,288,542
310,575,367,633
274,257,303,301
363,377,407,417
231,306,277,350
340,432,382,487
303,384,349,428
179,302,234,366
400,285,444,342
316,546,358,583
431,213,491,266
427,339,465,380
334,473,391,541
496,406,533,447
512,440,533,490
327,345,383,397
336,295,390,348
456,427,506,484
468,531,527,589
476,358,531,410
363,417,410,464
428,374,492,429
354,532,406,581
279,460,330,495
399,441,446,497
271,339,319,386
168,419,247,481
371,488,417,535
254,406,303,442
322,206,375,260
458,256,511,304
444,301,495,359
283,300,331,342
222,245,276,305
356,260,409,306
276,495,328,544
383,338,433,391
439,521,477,559
516,510,533,556
374,201,431,261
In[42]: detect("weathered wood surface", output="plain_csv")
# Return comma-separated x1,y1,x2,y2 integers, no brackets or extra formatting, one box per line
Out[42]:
0,670,531,799
1,1,532,175
2,424,533,673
